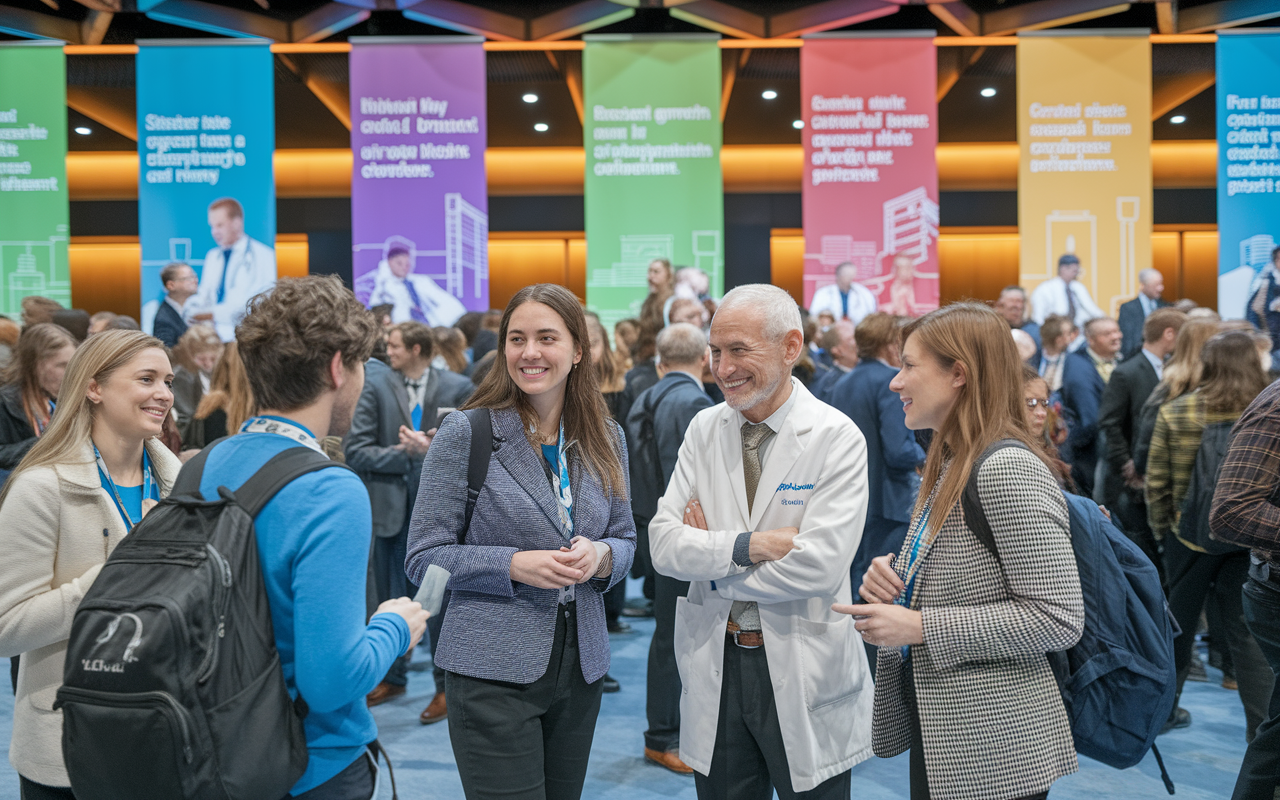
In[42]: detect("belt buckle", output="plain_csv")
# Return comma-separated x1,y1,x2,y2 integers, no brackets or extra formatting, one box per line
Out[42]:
732,631,761,650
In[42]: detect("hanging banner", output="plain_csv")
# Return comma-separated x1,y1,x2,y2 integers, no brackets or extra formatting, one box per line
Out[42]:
350,37,487,324
800,32,939,318
584,34,723,331
0,41,71,316
1018,32,1152,319
136,39,276,341
1216,30,1280,321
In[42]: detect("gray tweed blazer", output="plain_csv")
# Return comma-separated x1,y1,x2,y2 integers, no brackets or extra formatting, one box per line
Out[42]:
405,406,636,685
872,446,1085,800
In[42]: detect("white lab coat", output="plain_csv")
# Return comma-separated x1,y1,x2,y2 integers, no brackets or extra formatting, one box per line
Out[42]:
648,380,874,792
808,282,878,325
191,235,277,342
360,262,467,327
1029,276,1105,328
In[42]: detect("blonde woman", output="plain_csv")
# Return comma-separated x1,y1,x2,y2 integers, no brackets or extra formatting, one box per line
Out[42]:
1131,319,1221,478
187,342,254,449
0,330,181,799
838,303,1083,800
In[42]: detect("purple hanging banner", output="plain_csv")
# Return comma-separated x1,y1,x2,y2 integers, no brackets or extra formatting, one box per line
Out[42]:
350,36,488,323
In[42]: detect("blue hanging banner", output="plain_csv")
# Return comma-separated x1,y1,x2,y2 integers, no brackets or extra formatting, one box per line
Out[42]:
1216,30,1280,331
136,39,276,341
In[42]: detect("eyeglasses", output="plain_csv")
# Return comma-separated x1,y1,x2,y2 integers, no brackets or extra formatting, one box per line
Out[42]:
1025,398,1051,409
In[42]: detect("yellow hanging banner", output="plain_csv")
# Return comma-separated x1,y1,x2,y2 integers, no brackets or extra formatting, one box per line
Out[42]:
1018,32,1152,320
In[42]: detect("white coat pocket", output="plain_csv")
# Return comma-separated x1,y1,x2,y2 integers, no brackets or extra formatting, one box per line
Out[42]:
796,615,864,711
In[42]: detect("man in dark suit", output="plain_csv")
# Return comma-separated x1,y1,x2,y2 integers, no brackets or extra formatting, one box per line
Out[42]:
994,285,1042,365
1117,268,1169,360
153,262,197,348
1246,246,1280,360
1061,316,1122,498
626,322,713,775
829,311,923,673
1098,308,1185,570
811,319,857,404
344,321,473,723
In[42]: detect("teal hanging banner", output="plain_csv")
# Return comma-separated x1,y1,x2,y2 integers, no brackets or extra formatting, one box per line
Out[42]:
0,41,71,316
583,34,723,332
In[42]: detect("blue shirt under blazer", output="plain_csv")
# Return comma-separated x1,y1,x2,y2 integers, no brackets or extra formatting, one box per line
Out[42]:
406,406,636,685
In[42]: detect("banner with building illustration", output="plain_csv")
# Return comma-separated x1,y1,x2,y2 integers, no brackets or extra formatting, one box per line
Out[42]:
1017,32,1151,319
350,37,488,324
136,39,276,342
800,32,939,317
0,41,70,317
583,34,723,331
1216,31,1280,321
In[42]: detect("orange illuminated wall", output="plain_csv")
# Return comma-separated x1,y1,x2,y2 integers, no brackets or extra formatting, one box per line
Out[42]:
487,232,587,309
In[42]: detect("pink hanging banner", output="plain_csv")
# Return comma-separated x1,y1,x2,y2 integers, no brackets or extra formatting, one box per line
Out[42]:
801,33,939,318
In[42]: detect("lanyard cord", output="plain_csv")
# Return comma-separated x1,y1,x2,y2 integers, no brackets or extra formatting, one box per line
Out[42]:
94,444,157,531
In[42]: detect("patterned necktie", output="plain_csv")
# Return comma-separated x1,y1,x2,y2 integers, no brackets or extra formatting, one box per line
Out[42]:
405,377,424,429
404,280,434,325
731,421,773,634
217,248,232,304
1065,280,1078,323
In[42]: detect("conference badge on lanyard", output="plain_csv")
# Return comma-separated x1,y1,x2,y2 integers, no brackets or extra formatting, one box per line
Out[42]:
94,445,159,529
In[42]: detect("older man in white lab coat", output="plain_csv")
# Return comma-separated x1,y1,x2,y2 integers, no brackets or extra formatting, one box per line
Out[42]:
649,284,873,800
190,197,276,342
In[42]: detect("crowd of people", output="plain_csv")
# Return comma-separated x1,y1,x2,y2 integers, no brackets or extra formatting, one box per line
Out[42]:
0,249,1275,800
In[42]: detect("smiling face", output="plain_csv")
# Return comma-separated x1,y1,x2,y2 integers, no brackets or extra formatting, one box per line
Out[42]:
1088,319,1123,360
38,342,76,399
890,333,965,431
505,301,581,404
88,347,174,440
709,304,801,421
385,329,417,373
995,291,1025,326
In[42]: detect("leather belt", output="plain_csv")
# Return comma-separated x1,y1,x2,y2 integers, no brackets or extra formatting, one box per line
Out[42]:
726,620,763,649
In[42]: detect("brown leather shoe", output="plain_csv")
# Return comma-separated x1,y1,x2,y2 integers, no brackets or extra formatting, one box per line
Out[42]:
644,747,694,775
366,681,406,707
419,691,448,725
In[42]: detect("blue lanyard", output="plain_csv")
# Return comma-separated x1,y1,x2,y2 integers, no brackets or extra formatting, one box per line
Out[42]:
546,421,574,537
896,494,937,658
94,445,158,529
37,398,55,434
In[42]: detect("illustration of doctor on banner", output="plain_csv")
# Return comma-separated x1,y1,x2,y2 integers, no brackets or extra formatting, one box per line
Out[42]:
188,197,276,341
355,235,466,326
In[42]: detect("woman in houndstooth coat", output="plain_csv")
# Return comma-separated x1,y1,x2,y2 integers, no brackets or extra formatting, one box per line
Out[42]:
835,303,1085,800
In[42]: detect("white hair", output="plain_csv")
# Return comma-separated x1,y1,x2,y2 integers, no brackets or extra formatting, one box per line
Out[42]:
716,284,802,342
656,322,707,366
1138,268,1162,286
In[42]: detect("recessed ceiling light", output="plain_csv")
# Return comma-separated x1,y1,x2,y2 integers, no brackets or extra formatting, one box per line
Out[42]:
762,90,778,100
1170,115,1186,124
792,119,804,129
74,126,92,135
534,122,549,132
980,87,997,98
522,93,538,103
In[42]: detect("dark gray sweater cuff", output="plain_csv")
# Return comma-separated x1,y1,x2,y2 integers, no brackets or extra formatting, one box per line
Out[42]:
732,532,754,568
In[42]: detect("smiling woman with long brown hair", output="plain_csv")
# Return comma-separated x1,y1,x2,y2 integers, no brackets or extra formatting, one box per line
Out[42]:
835,302,1084,800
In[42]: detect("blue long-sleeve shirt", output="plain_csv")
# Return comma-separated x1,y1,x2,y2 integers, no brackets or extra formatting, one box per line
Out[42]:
199,424,410,794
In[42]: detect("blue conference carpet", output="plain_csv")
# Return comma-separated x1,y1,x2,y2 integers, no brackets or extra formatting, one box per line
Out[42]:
0,584,1254,799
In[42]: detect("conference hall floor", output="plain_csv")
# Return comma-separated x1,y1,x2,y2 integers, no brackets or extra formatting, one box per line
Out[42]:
0,579,1251,799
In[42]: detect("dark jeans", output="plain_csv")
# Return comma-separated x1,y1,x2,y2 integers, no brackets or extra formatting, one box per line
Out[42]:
1112,488,1165,587
285,750,374,800
851,516,909,679
693,634,851,800
1163,536,1273,739
19,778,74,800
446,602,604,800
645,573,690,752
1233,575,1280,800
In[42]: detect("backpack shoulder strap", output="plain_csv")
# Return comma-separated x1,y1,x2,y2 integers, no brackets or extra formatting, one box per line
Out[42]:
460,408,493,543
960,438,1031,563
234,447,353,518
168,436,231,500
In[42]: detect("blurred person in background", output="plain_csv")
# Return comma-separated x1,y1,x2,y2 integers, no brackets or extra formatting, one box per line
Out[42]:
1118,269,1169,360
809,261,877,325
49,311,88,343
20,297,61,328
1037,314,1076,394
994,285,1042,358
86,312,116,336
811,319,857,404
613,319,639,373
189,342,254,448
0,318,20,371
432,326,469,374
152,262,198,349
1060,316,1122,497
1012,329,1038,364
668,297,707,331
1021,364,1076,491
169,326,223,437
0,324,78,472
1132,319,1222,482
1147,330,1273,740
642,259,675,337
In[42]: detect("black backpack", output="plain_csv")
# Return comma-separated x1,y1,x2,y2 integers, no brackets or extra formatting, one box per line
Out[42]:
1179,420,1245,554
55,443,348,800
624,380,682,522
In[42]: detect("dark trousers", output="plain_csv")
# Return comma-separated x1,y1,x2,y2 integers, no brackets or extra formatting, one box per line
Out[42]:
285,749,374,800
1233,575,1280,800
445,602,604,800
1163,536,1273,739
19,778,74,800
851,516,909,678
631,515,656,600
10,655,17,694
1112,488,1165,586
693,634,851,800
904,665,1048,800
645,573,690,752
603,577,626,623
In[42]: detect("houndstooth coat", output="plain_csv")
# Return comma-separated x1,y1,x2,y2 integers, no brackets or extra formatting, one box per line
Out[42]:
872,446,1085,800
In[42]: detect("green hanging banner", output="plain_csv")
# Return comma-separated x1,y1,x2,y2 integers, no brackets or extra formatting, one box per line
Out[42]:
583,34,723,332
0,41,71,316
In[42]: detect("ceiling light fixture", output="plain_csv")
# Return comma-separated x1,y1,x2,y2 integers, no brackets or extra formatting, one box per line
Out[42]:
980,87,997,98
534,122,549,132
1170,115,1186,124
762,90,778,100
522,93,538,103
74,126,92,135
792,119,804,129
